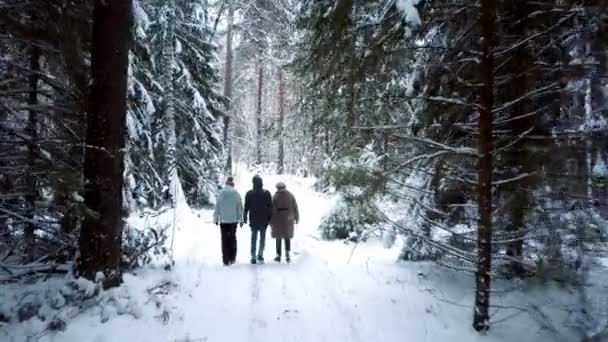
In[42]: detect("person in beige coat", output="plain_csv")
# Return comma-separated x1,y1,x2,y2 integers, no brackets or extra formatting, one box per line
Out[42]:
270,182,299,263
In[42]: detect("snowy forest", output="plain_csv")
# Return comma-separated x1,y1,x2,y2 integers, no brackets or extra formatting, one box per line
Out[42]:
1,0,607,341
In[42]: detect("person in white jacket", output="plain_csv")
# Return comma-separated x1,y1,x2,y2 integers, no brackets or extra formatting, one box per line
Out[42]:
213,176,243,266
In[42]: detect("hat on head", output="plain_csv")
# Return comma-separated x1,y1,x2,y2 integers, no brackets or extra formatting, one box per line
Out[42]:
276,182,286,190
226,176,235,186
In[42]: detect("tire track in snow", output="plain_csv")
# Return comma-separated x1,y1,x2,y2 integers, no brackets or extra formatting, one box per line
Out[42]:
302,252,366,342
268,247,366,342
248,259,268,340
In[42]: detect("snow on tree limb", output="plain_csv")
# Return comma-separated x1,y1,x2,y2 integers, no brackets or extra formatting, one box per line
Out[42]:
395,135,479,156
492,83,560,113
394,0,421,25
494,12,577,57
422,96,483,110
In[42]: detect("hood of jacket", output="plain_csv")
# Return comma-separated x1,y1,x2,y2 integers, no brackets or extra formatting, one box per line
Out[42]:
253,175,263,190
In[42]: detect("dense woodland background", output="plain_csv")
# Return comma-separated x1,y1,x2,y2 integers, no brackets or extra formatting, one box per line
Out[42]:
1,0,607,336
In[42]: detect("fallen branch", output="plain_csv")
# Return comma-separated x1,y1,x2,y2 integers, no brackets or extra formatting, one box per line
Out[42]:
0,262,70,282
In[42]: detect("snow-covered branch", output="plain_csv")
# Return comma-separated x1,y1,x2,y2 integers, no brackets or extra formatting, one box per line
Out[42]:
495,13,575,57
492,82,560,113
491,126,535,156
391,151,451,172
422,96,483,110
395,135,479,156
491,172,535,186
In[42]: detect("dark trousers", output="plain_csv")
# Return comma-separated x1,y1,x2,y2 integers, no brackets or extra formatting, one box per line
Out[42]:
220,223,238,265
276,238,291,257
250,224,267,259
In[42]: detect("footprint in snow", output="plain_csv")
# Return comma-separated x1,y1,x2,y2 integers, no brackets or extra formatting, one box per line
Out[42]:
280,309,300,320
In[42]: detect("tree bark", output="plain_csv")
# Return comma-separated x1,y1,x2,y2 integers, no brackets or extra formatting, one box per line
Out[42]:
256,61,264,165
589,8,608,211
162,2,179,205
78,0,132,289
473,0,495,332
25,45,40,259
589,1,607,121
324,123,330,155
505,0,532,277
346,4,357,141
277,68,285,174
223,0,234,172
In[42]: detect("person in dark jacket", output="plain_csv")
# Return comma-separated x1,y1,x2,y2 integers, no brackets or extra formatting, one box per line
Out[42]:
243,175,272,264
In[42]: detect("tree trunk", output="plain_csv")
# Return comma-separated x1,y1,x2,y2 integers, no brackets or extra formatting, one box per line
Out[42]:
590,23,606,125
585,79,593,200
277,68,285,174
25,45,40,259
473,0,495,331
589,12,608,212
256,61,264,165
162,2,179,205
203,0,209,24
78,0,132,289
505,0,532,277
223,0,234,172
324,123,330,155
346,4,357,142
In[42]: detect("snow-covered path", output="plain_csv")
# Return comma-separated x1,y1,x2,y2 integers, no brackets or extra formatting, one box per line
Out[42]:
153,172,442,342
129,171,574,342
5,171,578,342
165,172,383,341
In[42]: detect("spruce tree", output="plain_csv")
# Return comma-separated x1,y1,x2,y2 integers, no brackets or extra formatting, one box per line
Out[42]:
129,0,225,208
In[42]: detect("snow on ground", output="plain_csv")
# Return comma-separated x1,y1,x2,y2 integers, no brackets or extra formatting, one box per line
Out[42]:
1,168,581,342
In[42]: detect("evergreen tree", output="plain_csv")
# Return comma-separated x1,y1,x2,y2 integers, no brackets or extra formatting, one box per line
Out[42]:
129,0,225,208
0,0,224,279
0,0,92,263
295,0,608,331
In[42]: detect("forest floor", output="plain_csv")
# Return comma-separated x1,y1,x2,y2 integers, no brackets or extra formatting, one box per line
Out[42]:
1,170,582,342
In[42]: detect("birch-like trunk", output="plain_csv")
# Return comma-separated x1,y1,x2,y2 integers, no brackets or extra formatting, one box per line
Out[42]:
162,2,180,206
255,61,264,165
277,68,285,174
223,0,234,172
584,78,594,200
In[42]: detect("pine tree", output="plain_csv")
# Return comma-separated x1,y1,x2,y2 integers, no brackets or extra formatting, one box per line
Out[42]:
173,0,225,206
295,0,607,332
1,0,91,263
1,0,224,278
129,0,225,208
